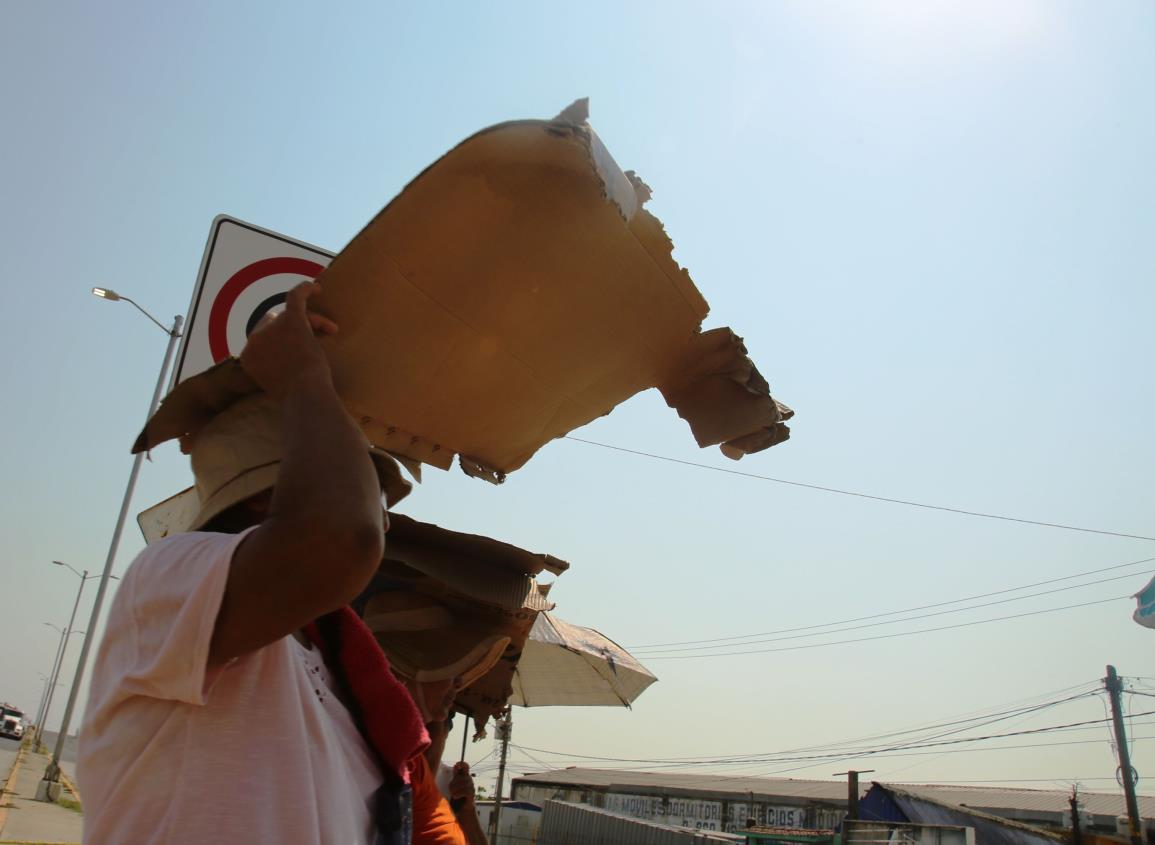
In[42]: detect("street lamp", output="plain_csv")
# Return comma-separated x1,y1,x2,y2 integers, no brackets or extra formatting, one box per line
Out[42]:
35,622,85,748
33,655,60,747
32,670,67,750
37,291,183,801
40,565,83,748
33,673,54,742
91,287,174,335
35,560,102,748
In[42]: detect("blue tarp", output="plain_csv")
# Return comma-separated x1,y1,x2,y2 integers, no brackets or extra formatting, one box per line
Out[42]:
858,785,1063,845
857,786,908,825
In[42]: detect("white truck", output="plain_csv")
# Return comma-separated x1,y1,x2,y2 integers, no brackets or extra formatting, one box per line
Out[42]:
0,703,25,740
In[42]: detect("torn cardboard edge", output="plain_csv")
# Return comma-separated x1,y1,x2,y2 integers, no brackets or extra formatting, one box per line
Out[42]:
133,98,792,485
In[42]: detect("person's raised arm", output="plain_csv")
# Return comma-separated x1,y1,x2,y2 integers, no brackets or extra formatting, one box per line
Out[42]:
209,282,384,664
448,763,489,845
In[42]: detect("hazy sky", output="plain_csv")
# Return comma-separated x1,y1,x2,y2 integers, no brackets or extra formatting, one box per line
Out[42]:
2,0,1153,798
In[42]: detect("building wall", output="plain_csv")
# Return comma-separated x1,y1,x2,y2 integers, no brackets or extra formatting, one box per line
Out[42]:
475,801,542,845
514,784,592,806
538,800,744,845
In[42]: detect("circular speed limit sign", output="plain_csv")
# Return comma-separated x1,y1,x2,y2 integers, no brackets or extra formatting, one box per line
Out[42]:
207,256,326,361
174,216,335,385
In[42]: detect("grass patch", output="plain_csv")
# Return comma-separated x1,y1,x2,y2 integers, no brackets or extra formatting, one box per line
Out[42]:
55,796,83,813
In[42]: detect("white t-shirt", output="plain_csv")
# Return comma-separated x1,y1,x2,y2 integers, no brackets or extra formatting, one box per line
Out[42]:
77,529,385,844
436,762,453,799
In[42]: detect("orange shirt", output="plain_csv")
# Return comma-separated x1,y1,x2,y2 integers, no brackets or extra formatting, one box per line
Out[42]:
409,754,467,845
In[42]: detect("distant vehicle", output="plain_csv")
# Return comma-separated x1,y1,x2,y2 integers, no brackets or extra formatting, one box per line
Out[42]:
0,703,25,740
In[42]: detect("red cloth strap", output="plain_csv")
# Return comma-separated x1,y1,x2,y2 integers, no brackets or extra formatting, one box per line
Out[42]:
304,606,430,782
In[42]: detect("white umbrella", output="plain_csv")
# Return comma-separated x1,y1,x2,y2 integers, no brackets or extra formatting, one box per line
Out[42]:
484,612,656,839
510,611,657,708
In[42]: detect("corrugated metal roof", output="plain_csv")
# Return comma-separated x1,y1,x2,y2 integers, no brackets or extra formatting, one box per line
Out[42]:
891,783,1155,821
512,768,855,803
512,768,1155,820
882,785,1067,845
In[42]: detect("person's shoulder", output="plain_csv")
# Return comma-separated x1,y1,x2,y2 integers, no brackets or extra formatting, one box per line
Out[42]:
131,529,245,564
123,529,254,586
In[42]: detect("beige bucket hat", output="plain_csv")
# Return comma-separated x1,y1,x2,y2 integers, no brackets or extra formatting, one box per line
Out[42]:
136,390,412,539
363,590,510,688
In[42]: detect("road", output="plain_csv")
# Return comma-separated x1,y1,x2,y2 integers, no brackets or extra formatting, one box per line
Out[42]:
0,736,19,779
0,733,79,783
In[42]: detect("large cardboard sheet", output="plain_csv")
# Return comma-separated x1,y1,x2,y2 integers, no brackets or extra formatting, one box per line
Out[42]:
136,100,792,480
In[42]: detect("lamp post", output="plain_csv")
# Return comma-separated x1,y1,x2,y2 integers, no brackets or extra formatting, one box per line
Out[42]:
33,673,53,739
38,290,183,800
34,629,66,745
35,623,79,748
36,562,97,747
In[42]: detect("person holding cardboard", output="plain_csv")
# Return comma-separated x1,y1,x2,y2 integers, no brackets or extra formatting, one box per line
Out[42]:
77,282,428,844
426,715,491,845
363,590,507,845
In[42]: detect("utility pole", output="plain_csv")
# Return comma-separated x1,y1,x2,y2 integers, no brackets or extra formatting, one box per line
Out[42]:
1070,787,1083,845
1105,665,1143,845
488,710,512,844
834,769,874,823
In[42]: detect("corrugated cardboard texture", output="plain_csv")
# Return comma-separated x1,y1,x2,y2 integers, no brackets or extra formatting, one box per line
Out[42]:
355,513,567,726
313,101,791,478
136,101,791,479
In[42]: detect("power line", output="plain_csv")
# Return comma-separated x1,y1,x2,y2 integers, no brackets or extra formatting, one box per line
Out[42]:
629,556,1155,651
633,568,1153,655
514,735,1155,775
510,743,557,772
852,691,1101,754
512,698,1123,768
699,715,1154,779
564,436,1155,543
642,595,1129,660
517,686,1100,770
750,715,1145,779
509,695,1131,779
713,721,1135,781
877,688,1114,780
735,690,1102,776
507,690,1132,783
773,687,1100,759
898,777,1144,785
769,681,1100,758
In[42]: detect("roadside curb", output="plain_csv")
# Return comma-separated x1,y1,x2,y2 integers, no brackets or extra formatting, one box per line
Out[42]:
0,747,28,833
56,770,80,808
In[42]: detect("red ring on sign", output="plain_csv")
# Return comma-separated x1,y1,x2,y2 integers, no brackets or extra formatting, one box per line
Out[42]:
207,257,326,362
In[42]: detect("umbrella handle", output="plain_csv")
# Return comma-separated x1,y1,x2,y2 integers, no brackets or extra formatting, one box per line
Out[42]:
449,716,472,813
